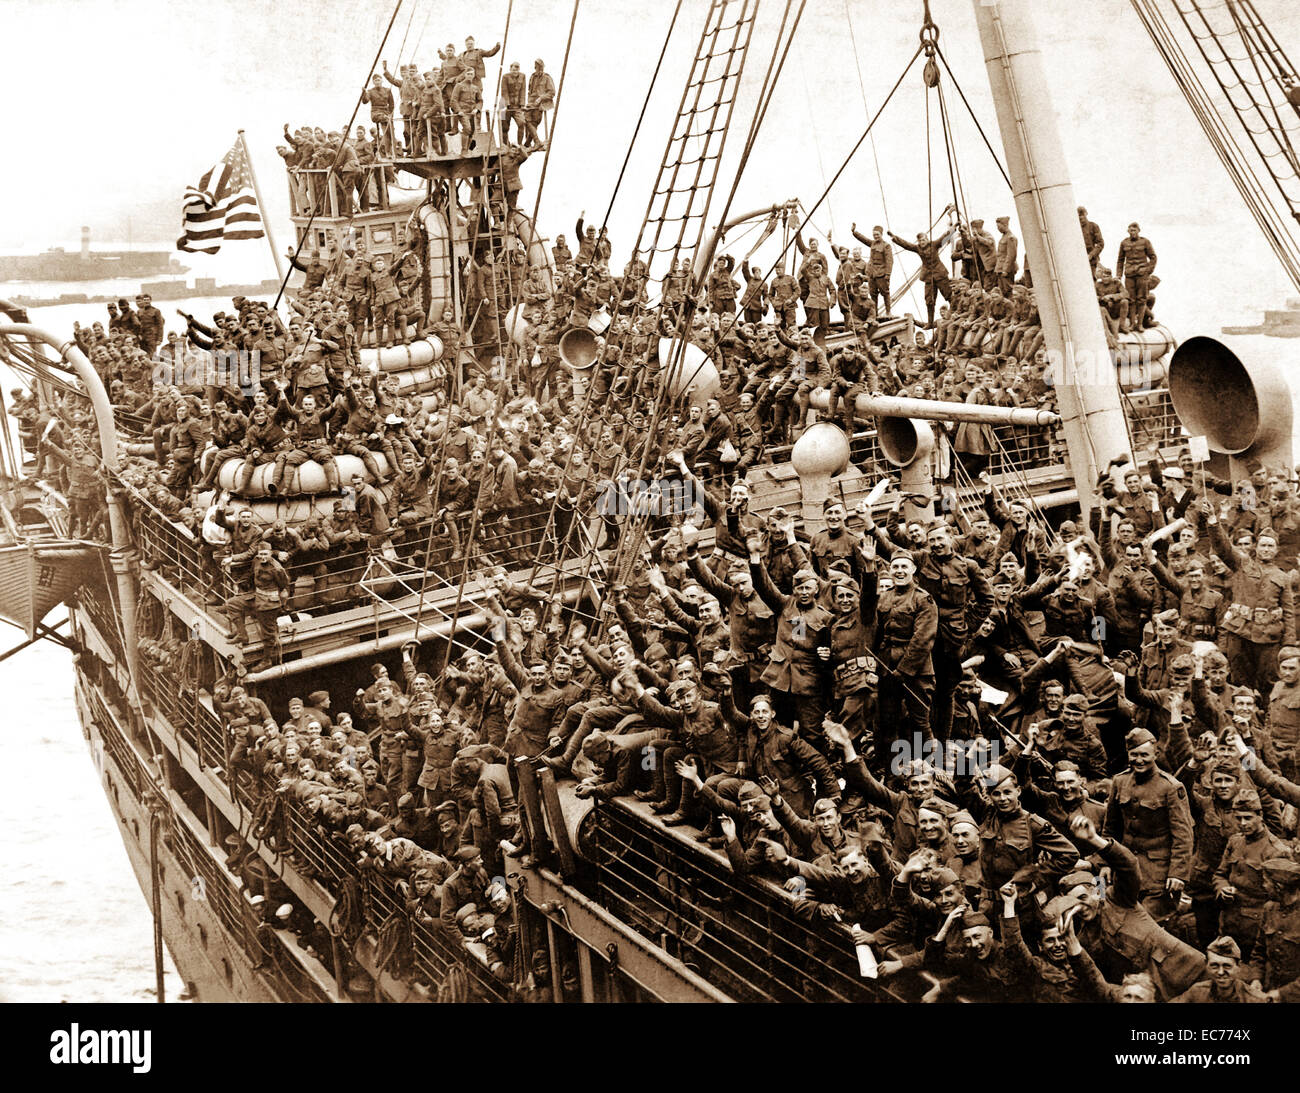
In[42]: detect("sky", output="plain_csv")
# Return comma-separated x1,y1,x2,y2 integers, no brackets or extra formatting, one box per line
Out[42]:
4,0,1300,334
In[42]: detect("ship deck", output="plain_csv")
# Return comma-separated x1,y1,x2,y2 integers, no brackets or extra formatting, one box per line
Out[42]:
56,384,1191,1002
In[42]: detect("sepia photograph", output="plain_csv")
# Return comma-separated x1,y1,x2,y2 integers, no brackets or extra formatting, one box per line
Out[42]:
2,0,1298,1044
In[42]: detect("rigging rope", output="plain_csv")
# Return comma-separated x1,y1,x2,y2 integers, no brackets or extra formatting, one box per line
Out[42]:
932,46,1013,191
394,1,418,65
1130,0,1300,291
842,0,922,316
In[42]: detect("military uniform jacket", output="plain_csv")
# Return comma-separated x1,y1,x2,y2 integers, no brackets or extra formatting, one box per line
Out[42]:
891,235,948,282
1262,899,1300,997
1091,837,1205,999
1171,979,1268,1003
1211,521,1296,645
1038,725,1109,784
752,556,833,695
1104,768,1195,883
496,639,572,752
635,692,739,772
1266,680,1300,755
810,527,861,580
1179,774,1239,890
1214,829,1294,907
912,549,993,647
873,583,939,677
1137,636,1194,692
978,807,1078,897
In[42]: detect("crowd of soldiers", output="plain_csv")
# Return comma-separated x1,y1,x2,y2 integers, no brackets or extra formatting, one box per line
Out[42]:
30,162,1293,1005
275,38,556,219
198,434,1300,1003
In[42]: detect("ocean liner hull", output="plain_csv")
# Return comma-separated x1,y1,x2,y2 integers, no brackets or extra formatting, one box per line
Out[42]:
72,668,337,1003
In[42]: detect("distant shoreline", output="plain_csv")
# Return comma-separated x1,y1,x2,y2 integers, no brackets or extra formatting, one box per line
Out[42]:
8,278,293,309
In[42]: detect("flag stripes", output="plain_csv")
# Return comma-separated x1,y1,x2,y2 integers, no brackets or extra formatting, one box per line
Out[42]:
177,138,265,254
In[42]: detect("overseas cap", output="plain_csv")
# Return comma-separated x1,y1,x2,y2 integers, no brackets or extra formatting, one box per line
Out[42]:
1206,936,1241,961
981,764,1016,789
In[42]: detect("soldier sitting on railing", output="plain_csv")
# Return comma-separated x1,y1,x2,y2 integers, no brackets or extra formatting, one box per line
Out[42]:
327,380,389,484
676,760,802,871
439,845,493,937
767,831,898,936
197,403,248,491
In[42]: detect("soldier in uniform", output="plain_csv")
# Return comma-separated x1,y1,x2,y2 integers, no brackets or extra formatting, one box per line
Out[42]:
717,682,838,817
1023,700,1109,786
821,570,880,745
978,764,1079,914
749,526,833,736
525,59,556,147
490,610,584,758
739,261,768,323
1077,206,1105,268
500,61,528,144
134,293,165,358
768,265,800,328
1260,857,1300,1001
888,228,952,328
1205,503,1295,693
809,498,865,581
994,216,1019,296
850,223,894,316
1156,553,1224,643
1170,936,1269,1003
224,542,289,671
631,676,740,826
1103,727,1195,920
706,254,739,315
879,519,992,739
439,845,491,936
872,551,939,746
1115,221,1157,332
405,697,470,811
1137,608,1193,692
1265,645,1300,782
1059,814,1206,999
1212,783,1294,960
340,246,372,339
686,544,775,711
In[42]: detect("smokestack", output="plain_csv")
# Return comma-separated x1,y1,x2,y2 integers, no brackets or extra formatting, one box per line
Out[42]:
80,227,90,260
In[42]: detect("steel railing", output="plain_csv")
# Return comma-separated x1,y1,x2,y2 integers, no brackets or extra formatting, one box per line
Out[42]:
588,800,913,1003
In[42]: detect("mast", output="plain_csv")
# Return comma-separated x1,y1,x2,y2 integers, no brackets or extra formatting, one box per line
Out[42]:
972,0,1132,517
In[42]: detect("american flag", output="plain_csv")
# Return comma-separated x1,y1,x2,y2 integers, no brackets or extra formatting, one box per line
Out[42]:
176,138,265,254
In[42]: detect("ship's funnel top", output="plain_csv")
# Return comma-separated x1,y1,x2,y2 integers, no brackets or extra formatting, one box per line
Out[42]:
559,327,599,372
877,416,934,469
1168,334,1291,460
